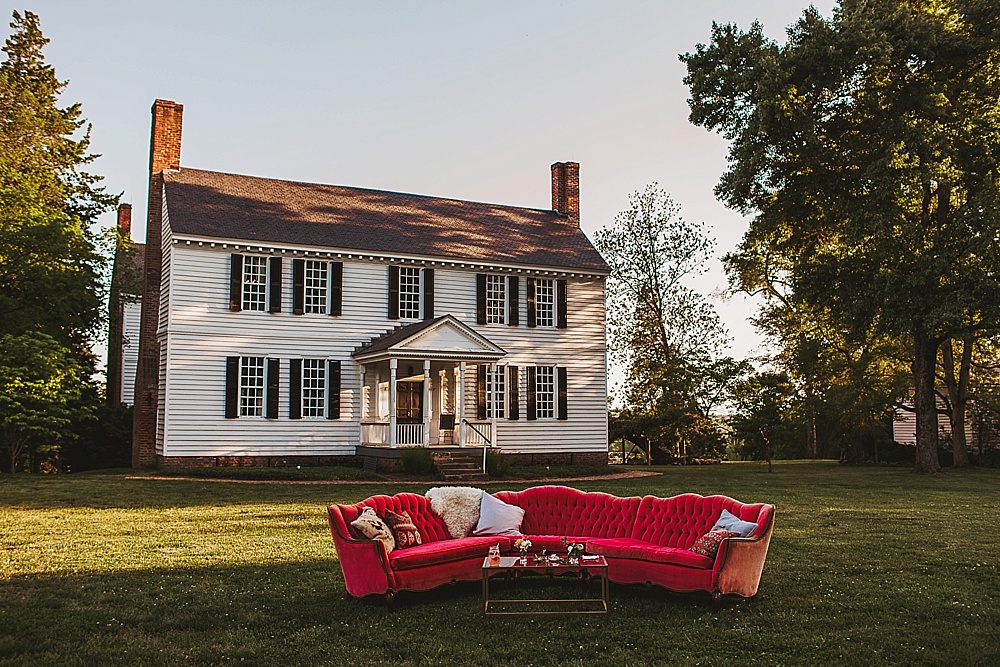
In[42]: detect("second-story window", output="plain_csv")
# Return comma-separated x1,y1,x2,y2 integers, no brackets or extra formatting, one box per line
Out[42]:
486,275,506,324
304,261,328,314
242,256,268,311
398,267,421,319
535,278,555,327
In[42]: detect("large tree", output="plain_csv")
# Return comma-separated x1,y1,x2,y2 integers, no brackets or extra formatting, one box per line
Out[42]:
683,0,1000,472
595,185,744,461
0,10,116,362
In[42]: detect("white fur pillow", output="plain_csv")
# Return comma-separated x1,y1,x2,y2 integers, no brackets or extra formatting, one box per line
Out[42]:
473,492,524,536
426,486,484,538
350,507,395,554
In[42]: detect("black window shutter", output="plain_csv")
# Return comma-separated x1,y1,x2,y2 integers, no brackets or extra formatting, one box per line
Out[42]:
266,358,280,419
477,364,488,420
268,257,282,313
526,366,537,420
289,359,302,419
526,277,536,327
225,356,239,418
422,268,434,320
292,259,305,315
388,266,400,319
507,365,519,420
229,254,243,311
507,276,519,326
557,367,568,420
476,273,487,324
557,280,568,329
330,262,343,316
328,360,341,419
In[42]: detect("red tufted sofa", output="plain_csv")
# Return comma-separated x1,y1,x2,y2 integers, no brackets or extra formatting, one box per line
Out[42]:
326,485,774,606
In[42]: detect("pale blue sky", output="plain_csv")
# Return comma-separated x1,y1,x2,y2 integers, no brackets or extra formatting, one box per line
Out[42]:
5,0,837,373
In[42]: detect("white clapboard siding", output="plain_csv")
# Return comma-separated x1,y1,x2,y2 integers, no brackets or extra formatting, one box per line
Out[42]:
893,398,974,446
157,236,607,457
120,300,141,406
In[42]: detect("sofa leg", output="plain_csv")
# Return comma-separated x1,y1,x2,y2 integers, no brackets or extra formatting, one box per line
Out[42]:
711,590,722,608
384,590,396,611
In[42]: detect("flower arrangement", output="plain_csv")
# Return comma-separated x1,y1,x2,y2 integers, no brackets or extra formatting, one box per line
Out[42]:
561,537,585,561
513,537,533,554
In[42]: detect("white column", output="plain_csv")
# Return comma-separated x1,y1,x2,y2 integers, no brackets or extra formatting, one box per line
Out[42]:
422,359,431,447
389,358,398,448
490,362,498,446
457,361,466,447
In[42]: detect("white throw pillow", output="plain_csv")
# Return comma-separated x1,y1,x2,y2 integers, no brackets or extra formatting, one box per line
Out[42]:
350,507,395,554
473,492,525,536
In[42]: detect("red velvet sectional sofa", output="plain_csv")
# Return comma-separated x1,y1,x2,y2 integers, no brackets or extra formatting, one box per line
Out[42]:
327,485,774,606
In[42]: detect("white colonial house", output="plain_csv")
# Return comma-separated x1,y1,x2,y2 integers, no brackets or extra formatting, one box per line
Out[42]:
127,100,609,469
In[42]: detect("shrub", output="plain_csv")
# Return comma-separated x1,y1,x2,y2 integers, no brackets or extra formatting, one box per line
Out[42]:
485,449,511,477
399,446,435,475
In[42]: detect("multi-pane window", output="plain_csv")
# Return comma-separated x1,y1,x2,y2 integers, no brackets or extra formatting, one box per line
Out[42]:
534,366,555,419
242,256,267,311
304,261,328,314
486,275,506,324
399,267,421,319
486,365,505,419
240,356,265,416
535,278,555,327
302,359,326,417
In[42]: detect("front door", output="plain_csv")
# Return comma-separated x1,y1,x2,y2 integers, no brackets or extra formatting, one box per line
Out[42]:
396,381,423,423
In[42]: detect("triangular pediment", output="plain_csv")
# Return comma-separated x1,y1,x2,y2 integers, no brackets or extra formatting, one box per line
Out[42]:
352,315,506,362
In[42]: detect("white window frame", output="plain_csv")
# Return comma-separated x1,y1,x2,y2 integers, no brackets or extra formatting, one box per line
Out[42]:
242,256,268,311
535,278,555,327
304,260,328,314
398,267,421,319
239,356,266,417
534,365,555,419
487,365,505,419
486,274,506,324
301,358,326,418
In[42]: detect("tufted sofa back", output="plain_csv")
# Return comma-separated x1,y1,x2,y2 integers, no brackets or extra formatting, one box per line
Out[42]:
338,493,452,543
494,486,641,538
630,493,774,548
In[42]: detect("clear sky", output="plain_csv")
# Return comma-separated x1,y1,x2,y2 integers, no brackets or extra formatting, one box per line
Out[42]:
5,0,837,374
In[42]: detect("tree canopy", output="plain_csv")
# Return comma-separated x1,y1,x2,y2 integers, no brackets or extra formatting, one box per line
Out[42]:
683,0,1000,472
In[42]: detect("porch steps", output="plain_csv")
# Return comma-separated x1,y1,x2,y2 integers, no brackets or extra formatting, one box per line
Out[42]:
433,449,489,482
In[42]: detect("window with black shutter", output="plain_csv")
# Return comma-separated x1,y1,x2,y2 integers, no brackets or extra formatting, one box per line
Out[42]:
422,268,434,320
508,276,519,326
266,358,280,419
292,259,305,315
526,366,536,420
225,356,239,418
388,266,400,319
476,274,487,324
329,262,343,316
229,255,243,312
557,367,568,420
526,277,536,327
557,280,568,329
507,365,519,420
477,364,488,420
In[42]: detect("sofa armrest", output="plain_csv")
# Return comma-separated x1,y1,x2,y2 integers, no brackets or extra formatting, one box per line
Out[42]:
712,505,775,598
327,505,394,598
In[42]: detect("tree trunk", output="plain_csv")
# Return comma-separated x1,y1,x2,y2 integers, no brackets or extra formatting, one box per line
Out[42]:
806,409,818,459
913,334,942,473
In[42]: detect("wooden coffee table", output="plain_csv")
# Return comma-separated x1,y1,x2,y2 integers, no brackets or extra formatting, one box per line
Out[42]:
481,555,609,616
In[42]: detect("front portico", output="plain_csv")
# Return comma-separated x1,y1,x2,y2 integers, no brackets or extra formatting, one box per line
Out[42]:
353,315,506,449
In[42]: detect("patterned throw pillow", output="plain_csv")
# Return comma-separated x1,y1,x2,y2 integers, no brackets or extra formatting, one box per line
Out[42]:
384,509,423,550
350,507,395,554
688,529,741,558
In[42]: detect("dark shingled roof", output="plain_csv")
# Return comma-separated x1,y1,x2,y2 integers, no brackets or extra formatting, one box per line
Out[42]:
353,318,445,357
162,168,609,272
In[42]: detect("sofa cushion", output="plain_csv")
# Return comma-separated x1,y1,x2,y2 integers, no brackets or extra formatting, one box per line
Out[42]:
350,507,395,555
586,537,714,569
689,530,741,558
343,494,453,543
630,494,771,548
711,509,758,537
388,536,511,571
473,492,524,536
494,486,641,539
384,509,423,550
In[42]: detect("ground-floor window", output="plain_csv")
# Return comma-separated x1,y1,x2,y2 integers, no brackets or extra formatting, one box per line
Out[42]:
534,365,555,418
240,356,265,417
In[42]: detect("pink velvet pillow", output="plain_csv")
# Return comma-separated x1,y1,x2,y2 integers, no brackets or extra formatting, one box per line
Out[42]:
689,529,740,558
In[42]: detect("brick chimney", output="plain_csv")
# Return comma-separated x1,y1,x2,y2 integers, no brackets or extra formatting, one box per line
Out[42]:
117,203,132,240
133,100,183,468
551,162,580,224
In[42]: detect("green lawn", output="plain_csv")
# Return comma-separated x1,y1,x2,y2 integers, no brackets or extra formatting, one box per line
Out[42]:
1,462,998,666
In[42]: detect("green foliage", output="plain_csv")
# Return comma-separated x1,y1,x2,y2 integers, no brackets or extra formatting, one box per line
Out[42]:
60,402,132,472
485,449,511,477
683,0,1000,472
0,331,87,472
398,446,435,475
595,185,747,462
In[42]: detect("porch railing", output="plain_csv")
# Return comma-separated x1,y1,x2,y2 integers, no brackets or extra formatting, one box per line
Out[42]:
396,423,424,446
463,421,492,446
361,422,390,446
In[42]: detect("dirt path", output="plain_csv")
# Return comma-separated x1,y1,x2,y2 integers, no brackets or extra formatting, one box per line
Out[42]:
110,469,662,486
